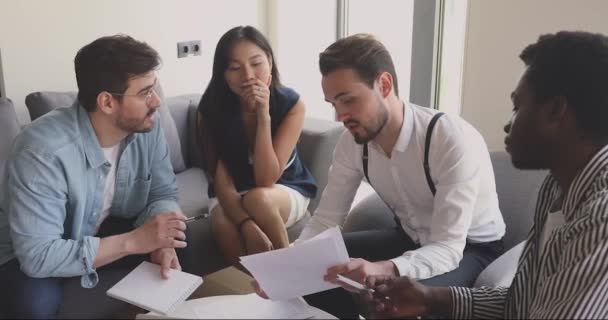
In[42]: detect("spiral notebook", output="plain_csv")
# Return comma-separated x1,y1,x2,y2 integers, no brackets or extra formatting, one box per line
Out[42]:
107,261,203,315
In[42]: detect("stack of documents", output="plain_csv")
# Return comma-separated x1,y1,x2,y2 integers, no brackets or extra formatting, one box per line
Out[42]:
137,294,317,319
192,294,314,319
240,227,349,300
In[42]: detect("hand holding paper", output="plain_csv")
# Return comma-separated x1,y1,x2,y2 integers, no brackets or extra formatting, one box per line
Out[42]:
240,227,349,300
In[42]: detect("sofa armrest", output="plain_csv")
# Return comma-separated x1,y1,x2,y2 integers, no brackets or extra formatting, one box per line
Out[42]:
297,118,344,213
1,98,21,192
473,240,525,287
343,193,397,232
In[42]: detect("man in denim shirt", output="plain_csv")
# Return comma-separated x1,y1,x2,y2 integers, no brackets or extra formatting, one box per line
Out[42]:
0,35,188,318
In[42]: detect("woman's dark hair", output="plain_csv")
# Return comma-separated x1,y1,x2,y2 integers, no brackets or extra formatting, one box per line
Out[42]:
520,31,608,145
197,25,282,179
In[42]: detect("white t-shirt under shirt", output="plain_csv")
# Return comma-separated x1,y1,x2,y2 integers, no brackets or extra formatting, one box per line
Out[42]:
95,142,123,233
540,196,566,255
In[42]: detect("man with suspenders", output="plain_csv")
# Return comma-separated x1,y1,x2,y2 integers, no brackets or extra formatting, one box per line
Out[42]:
296,34,507,319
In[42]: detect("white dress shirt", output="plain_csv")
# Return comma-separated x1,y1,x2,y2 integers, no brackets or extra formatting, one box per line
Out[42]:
299,102,505,279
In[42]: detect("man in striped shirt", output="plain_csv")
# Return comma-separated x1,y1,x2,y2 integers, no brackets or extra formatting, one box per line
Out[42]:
362,30,608,319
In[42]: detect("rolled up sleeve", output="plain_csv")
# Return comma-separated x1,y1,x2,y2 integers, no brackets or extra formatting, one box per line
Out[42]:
7,150,100,286
451,286,509,319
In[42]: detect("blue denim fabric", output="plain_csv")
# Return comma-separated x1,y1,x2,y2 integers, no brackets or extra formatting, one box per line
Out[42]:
0,102,179,288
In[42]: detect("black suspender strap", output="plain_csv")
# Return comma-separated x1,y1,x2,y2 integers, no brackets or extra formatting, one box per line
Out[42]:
362,112,445,196
361,111,444,231
424,112,445,196
363,143,370,183
363,142,401,227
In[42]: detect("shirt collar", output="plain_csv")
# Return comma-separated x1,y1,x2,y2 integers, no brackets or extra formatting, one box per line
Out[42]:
563,144,608,220
369,102,412,155
391,102,413,153
75,101,109,169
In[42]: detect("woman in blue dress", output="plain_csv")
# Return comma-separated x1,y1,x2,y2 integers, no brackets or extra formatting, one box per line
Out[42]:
197,26,317,265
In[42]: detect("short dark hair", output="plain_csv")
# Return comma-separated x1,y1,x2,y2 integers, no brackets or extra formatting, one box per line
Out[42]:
74,35,160,112
319,33,399,96
520,31,608,144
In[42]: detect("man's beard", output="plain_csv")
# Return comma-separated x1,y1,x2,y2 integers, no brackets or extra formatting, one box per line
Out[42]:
351,100,389,144
115,109,155,133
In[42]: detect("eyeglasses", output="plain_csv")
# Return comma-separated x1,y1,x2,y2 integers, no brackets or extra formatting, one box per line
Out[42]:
108,85,158,104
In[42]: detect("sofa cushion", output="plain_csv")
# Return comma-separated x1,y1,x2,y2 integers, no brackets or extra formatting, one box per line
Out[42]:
297,118,345,212
25,90,186,173
25,91,77,121
186,98,205,169
176,167,209,217
490,151,547,250
0,98,21,195
167,95,201,169
343,192,397,232
474,240,525,287
155,84,186,172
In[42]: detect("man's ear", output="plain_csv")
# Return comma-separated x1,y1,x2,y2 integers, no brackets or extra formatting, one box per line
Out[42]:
543,96,569,126
377,72,394,99
96,92,116,115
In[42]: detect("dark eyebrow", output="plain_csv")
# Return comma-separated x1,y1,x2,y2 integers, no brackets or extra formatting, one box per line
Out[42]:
325,92,349,104
333,92,349,101
229,54,264,65
249,54,263,61
137,79,157,95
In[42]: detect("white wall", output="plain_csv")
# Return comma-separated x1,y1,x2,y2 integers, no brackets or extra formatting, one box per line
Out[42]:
349,0,413,106
461,0,608,151
274,0,337,121
0,0,259,125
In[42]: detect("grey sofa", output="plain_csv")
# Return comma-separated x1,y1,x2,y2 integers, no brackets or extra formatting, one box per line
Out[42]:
24,91,344,276
0,98,21,196
16,91,343,318
6,90,547,314
344,150,547,288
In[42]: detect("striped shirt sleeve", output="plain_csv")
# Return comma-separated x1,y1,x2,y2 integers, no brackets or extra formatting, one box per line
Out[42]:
450,286,509,319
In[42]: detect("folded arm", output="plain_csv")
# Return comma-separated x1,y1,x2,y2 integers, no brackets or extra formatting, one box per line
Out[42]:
253,99,306,187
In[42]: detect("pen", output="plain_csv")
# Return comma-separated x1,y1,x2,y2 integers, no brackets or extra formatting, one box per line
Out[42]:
336,274,391,300
185,213,209,224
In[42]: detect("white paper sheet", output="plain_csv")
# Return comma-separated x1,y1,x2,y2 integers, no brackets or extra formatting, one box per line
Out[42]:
192,294,314,319
106,261,203,315
240,227,349,300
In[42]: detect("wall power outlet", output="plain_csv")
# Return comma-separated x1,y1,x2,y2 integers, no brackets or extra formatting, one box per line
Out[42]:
177,40,202,58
